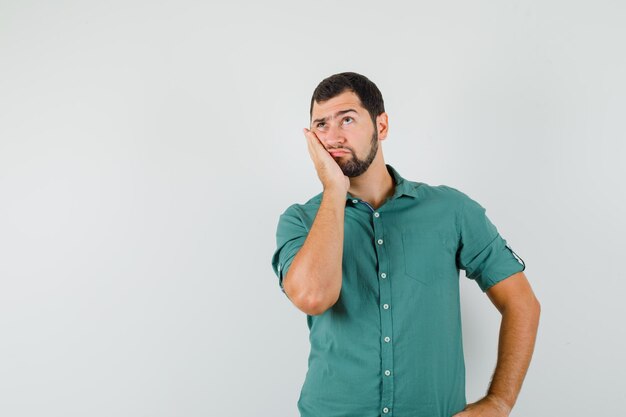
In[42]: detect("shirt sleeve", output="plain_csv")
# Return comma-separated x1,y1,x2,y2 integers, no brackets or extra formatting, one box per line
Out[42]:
456,192,526,292
270,204,308,298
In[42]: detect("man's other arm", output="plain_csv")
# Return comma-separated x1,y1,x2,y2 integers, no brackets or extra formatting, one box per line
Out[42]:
455,271,541,416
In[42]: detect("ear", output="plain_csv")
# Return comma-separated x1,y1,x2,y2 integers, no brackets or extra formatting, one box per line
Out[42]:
376,112,389,140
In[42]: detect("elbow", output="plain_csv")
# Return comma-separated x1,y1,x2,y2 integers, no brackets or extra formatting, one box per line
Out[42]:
533,297,541,320
529,292,541,315
299,303,326,316
288,289,338,316
302,294,339,316
520,295,541,323
284,269,340,316
529,297,541,332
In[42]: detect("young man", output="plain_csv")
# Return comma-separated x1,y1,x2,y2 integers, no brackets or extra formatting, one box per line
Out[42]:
271,72,540,417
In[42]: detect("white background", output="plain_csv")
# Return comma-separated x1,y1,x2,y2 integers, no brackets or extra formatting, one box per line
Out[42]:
1,1,624,416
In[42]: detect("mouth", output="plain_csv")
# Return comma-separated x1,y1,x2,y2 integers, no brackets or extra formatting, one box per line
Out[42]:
329,149,350,157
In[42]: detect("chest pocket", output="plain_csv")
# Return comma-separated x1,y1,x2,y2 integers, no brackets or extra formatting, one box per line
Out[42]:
402,230,453,286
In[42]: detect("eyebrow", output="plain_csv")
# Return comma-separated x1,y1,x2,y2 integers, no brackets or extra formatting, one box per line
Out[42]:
312,109,358,125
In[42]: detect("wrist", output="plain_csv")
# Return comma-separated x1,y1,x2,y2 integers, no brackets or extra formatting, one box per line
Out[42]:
484,394,512,414
322,186,347,199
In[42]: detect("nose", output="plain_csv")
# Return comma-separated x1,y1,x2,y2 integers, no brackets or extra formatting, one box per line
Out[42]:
318,123,346,149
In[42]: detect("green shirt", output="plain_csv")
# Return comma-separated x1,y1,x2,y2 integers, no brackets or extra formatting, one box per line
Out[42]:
271,163,526,417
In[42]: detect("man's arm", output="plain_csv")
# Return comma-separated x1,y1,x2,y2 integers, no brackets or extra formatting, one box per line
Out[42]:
282,189,345,315
281,128,349,316
454,271,541,416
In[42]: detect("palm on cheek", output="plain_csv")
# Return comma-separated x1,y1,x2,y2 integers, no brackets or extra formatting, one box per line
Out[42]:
303,128,349,191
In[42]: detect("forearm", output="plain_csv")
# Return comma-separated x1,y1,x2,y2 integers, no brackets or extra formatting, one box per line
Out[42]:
283,188,345,314
485,299,541,411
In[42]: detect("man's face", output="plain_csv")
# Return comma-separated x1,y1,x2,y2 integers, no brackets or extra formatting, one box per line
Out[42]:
310,90,379,178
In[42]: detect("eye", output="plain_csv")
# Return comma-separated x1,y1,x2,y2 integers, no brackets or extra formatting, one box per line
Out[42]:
316,122,326,128
343,117,353,124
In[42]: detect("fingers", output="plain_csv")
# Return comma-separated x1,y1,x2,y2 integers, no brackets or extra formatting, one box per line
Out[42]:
302,127,349,192
303,128,321,147
303,128,316,158
303,128,327,159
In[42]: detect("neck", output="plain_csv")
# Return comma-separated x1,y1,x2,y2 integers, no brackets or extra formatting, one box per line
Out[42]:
348,157,395,210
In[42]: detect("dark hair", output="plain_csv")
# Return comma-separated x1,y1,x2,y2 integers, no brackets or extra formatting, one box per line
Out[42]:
309,72,385,126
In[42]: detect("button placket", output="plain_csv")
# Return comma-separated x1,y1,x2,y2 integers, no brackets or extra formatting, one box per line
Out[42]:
372,207,394,414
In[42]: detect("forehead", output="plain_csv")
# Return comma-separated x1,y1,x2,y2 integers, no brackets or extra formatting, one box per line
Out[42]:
311,90,366,119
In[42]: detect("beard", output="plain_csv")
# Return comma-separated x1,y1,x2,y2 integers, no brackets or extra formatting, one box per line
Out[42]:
337,129,379,178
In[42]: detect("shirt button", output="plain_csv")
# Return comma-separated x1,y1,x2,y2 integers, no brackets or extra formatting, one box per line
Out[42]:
380,272,387,279
383,303,389,309
384,336,390,342
383,407,390,413
385,370,391,376
352,199,358,203
377,238,384,245
374,212,380,217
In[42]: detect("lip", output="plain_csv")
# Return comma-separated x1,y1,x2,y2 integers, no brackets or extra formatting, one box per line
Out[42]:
329,149,350,156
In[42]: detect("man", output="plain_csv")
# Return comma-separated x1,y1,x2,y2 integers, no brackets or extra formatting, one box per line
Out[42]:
270,72,540,417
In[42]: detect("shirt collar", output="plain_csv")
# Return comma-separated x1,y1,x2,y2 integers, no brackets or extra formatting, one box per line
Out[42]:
346,163,421,202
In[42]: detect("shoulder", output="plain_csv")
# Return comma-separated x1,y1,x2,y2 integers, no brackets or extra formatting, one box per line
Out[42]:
412,183,488,226
277,191,325,229
280,191,323,212
414,182,472,207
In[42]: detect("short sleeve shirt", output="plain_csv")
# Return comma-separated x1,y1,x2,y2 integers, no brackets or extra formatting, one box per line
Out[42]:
270,163,526,417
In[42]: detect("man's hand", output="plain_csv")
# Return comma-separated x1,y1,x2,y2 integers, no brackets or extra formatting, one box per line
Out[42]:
303,127,349,194
452,394,512,417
